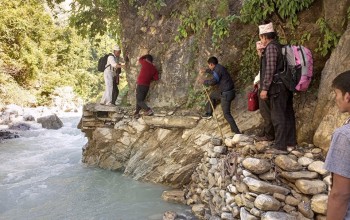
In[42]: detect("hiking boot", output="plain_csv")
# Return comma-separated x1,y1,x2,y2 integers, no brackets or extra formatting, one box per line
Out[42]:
201,113,212,119
133,113,141,119
145,109,154,116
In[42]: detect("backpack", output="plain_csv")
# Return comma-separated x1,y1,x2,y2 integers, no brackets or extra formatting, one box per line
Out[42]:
97,53,114,72
279,45,313,92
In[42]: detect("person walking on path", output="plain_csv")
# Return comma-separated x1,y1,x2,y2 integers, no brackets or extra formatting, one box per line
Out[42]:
258,22,296,153
200,56,241,135
100,45,127,106
325,70,350,220
134,54,159,118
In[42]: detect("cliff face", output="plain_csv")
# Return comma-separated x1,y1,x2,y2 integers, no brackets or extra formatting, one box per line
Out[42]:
80,1,350,218
117,0,350,146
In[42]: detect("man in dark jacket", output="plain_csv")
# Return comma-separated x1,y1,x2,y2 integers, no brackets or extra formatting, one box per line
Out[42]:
258,22,296,153
134,54,159,118
201,56,241,134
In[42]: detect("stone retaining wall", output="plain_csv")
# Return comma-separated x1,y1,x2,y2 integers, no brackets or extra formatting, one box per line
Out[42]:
186,135,329,220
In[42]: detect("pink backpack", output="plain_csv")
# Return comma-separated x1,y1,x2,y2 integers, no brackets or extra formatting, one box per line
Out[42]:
282,45,313,92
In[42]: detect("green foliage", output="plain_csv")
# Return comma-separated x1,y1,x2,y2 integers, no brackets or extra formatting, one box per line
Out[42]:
186,86,206,108
240,0,314,25
0,0,115,106
208,15,238,46
68,0,120,38
238,38,260,86
135,0,167,21
174,0,238,47
315,18,341,57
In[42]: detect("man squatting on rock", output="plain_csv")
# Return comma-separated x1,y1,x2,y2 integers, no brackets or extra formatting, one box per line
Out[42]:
324,70,350,220
134,54,159,118
200,56,241,135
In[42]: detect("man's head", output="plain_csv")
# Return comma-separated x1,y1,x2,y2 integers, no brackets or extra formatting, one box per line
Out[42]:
332,70,350,113
113,45,121,57
258,22,277,45
207,56,218,70
144,54,153,63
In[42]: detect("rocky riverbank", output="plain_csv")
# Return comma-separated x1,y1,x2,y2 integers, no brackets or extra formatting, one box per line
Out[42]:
0,104,73,140
80,103,331,219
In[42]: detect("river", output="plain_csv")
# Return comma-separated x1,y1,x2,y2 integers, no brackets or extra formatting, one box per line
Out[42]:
0,113,193,220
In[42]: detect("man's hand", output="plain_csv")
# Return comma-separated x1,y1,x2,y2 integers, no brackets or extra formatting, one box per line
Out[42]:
260,90,268,100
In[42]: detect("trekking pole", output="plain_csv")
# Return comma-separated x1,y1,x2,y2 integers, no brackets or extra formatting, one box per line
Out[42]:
202,85,224,140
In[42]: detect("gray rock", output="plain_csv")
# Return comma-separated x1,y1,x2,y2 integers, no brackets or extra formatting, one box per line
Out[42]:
254,194,281,211
242,158,271,174
275,155,302,171
213,145,226,154
163,210,177,220
192,204,205,218
261,211,297,220
280,171,319,181
0,130,19,140
37,114,63,129
211,137,222,146
220,212,234,220
298,157,314,166
162,190,185,204
240,207,259,220
8,122,32,130
311,194,328,215
243,177,290,195
285,195,300,206
295,180,327,195
308,161,328,175
298,201,314,219
259,171,276,181
143,116,199,129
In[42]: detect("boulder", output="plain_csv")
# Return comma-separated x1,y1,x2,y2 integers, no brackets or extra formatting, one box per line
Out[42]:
37,114,63,129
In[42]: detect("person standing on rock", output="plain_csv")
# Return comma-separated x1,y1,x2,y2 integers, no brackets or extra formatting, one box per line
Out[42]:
254,40,275,142
100,45,127,106
258,22,296,153
325,70,350,220
200,56,241,135
133,54,159,118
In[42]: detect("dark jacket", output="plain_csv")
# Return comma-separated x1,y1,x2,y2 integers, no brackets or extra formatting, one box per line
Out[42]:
204,64,235,93
260,40,284,91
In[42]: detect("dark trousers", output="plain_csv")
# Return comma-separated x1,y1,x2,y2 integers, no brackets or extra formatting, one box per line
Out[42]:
112,76,119,104
205,90,241,134
135,85,150,114
258,98,275,140
263,83,296,150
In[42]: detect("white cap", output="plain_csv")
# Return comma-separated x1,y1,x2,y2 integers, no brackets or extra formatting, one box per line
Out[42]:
259,22,274,35
113,45,121,51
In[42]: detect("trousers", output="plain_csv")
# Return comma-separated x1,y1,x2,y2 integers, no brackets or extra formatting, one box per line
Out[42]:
135,85,150,113
261,83,296,150
205,89,241,134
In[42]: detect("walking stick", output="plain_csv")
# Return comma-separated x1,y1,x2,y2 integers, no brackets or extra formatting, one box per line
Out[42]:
202,85,224,140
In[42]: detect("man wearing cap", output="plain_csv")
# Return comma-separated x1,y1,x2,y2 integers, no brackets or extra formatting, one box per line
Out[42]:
258,22,296,153
100,45,127,106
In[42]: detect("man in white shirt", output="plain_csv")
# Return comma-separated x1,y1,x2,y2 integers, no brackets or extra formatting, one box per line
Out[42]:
100,45,126,106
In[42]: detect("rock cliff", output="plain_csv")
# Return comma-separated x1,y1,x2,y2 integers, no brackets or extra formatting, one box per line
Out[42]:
117,0,350,146
80,0,350,218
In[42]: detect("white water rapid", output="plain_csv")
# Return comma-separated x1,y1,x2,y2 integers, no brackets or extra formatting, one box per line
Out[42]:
0,113,192,220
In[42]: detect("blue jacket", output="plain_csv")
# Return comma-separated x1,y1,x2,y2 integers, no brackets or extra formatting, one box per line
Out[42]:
204,63,235,93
